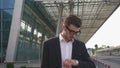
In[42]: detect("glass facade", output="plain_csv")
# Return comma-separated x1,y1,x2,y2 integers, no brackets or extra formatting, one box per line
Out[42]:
1,0,56,63
16,12,44,61
0,0,15,63
15,0,56,61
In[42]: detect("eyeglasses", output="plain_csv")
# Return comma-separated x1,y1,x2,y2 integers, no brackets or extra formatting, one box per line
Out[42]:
66,26,81,34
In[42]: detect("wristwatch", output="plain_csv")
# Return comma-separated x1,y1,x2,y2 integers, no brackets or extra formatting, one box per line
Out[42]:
75,60,79,65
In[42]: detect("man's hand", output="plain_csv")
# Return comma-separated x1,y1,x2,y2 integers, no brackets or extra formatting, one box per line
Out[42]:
63,59,79,68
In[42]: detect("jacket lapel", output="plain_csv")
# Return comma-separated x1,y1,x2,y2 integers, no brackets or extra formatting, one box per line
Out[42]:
72,40,77,59
55,37,62,68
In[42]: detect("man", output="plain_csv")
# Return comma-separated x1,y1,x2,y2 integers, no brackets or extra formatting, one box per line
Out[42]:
41,15,96,68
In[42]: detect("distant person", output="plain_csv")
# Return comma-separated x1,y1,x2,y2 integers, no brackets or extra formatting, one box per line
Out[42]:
41,15,96,68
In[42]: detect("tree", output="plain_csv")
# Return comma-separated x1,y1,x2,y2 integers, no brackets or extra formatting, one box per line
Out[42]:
6,63,14,68
95,44,98,50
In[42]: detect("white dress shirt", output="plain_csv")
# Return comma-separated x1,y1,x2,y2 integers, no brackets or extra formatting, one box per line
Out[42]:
59,34,73,68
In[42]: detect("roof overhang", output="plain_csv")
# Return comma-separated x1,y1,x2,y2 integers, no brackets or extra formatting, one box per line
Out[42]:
35,0,120,43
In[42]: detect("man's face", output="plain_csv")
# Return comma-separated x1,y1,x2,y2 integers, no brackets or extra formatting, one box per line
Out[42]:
62,24,80,41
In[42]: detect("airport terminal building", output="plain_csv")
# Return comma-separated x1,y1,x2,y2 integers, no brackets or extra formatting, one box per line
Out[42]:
0,0,56,63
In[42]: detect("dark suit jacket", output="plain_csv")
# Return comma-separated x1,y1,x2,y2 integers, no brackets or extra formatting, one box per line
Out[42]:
41,37,96,68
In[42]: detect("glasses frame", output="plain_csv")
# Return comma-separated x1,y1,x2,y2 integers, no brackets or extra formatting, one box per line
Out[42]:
65,26,81,34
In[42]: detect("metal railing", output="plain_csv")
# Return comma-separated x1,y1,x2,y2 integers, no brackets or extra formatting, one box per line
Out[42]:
92,58,110,68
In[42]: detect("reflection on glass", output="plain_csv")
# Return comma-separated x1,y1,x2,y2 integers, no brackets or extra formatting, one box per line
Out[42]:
2,0,15,9
20,20,25,29
16,0,55,62
34,29,37,35
0,0,15,63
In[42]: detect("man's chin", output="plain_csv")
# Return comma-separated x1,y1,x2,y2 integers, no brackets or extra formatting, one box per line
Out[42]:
69,37,73,41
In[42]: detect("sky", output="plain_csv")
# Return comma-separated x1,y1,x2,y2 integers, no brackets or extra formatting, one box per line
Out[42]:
86,6,120,48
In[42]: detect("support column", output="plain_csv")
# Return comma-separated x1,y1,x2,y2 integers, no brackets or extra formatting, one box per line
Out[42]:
5,0,24,62
69,0,74,14
56,2,64,36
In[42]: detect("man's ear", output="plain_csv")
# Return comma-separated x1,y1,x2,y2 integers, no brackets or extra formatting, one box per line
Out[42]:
62,24,65,30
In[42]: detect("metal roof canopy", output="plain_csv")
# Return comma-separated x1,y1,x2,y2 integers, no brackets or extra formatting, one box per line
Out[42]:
35,0,120,43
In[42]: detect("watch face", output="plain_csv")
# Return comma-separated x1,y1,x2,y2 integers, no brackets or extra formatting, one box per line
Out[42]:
75,60,79,64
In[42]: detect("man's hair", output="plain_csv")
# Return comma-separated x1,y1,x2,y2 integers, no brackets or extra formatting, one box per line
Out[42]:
63,15,82,27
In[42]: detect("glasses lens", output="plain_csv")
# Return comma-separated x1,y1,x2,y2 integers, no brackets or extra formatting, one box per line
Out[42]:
66,26,80,34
